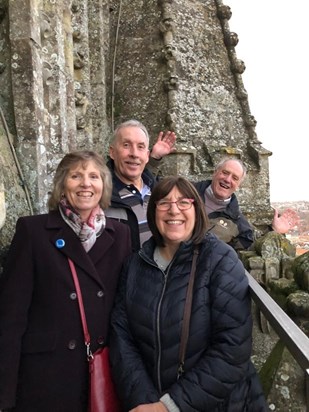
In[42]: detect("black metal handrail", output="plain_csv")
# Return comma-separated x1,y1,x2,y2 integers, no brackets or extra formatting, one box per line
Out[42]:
246,271,309,409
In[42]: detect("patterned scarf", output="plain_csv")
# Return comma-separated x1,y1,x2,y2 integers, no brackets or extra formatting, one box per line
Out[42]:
59,198,106,252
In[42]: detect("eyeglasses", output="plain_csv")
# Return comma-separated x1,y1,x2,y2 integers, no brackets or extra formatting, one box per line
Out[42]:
155,198,194,211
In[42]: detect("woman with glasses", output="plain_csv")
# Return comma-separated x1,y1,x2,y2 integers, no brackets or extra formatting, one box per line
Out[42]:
110,176,267,411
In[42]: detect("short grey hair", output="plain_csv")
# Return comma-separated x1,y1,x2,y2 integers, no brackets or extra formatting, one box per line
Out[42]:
111,119,150,146
215,157,247,182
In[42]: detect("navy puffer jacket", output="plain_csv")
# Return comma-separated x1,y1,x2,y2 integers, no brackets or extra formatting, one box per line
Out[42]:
110,234,267,411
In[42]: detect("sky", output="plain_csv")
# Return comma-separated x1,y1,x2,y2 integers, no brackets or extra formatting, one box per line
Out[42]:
226,0,309,202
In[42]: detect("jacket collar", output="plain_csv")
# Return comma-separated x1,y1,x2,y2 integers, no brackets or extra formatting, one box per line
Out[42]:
140,236,196,267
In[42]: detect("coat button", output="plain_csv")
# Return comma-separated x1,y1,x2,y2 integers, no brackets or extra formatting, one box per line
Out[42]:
97,336,105,345
97,290,104,298
70,292,77,300
68,340,77,350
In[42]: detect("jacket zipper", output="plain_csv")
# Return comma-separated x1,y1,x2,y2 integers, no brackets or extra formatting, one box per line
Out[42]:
156,265,169,393
139,248,188,393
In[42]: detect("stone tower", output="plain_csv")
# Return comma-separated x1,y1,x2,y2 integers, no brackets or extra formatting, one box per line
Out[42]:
0,0,273,254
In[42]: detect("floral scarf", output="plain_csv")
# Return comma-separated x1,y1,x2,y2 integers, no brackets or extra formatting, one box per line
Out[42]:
59,198,106,252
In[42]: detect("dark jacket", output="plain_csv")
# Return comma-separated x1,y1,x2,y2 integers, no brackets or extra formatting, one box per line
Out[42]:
0,211,131,412
110,234,267,411
195,180,254,250
106,158,159,252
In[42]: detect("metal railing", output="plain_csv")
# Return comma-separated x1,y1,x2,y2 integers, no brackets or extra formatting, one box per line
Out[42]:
246,271,309,409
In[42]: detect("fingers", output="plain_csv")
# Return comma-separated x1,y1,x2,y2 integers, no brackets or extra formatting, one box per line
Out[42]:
161,131,176,146
281,208,299,222
280,208,300,228
156,131,164,141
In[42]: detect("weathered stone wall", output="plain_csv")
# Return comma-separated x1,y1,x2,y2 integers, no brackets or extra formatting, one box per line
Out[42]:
0,122,31,265
0,0,31,264
107,0,273,224
0,0,274,250
241,233,309,411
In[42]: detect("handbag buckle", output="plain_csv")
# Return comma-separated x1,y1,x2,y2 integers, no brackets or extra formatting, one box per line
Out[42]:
86,342,94,361
177,362,184,380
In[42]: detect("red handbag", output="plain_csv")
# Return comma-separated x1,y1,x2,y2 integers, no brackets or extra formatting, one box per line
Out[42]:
68,258,121,412
88,347,121,412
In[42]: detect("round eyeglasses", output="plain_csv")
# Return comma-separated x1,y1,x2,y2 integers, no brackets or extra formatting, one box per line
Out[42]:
155,198,194,211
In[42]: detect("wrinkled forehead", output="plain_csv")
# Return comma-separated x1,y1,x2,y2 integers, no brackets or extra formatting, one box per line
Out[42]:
116,126,149,145
217,161,244,178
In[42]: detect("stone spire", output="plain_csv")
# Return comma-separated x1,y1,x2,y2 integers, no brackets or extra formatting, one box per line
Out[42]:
0,0,273,249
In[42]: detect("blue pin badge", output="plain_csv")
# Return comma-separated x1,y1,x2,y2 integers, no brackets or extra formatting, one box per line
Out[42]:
55,239,65,249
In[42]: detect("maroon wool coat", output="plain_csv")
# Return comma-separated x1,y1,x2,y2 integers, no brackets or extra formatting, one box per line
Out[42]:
0,211,131,412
